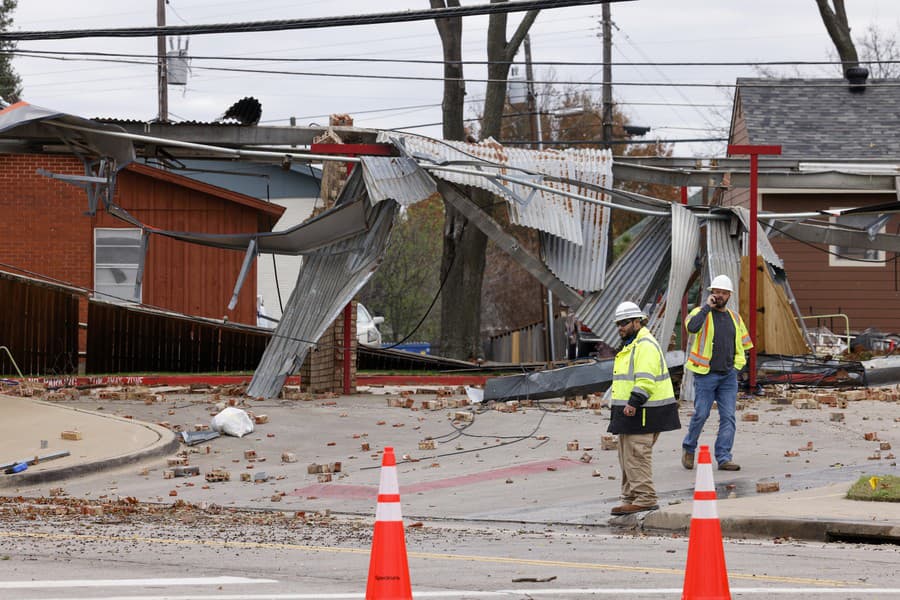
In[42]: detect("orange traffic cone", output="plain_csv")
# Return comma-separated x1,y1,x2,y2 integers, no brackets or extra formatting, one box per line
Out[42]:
682,445,730,600
366,446,412,600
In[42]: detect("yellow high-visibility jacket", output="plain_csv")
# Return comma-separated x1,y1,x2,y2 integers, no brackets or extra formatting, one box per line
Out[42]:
608,327,680,435
684,306,753,374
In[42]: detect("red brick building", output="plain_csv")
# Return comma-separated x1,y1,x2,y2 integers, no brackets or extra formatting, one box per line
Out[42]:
0,153,284,327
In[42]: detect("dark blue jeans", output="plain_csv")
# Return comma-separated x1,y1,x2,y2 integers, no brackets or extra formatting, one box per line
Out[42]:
682,369,738,465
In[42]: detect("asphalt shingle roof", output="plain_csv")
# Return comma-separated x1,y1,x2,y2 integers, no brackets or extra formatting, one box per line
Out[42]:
736,77,900,159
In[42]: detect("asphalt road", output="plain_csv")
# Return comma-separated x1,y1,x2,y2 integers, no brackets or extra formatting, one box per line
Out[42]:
1,513,899,599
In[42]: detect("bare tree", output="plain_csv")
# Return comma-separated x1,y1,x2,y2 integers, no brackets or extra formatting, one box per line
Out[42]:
814,0,859,73
431,0,538,360
859,23,900,78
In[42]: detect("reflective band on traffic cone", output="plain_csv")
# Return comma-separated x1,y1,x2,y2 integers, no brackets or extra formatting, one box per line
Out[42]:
682,445,730,600
366,447,412,600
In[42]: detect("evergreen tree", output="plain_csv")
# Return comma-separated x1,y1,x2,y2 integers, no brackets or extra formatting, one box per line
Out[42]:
0,0,22,102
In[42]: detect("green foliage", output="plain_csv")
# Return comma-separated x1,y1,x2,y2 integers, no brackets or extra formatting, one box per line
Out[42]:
359,198,444,345
847,475,900,502
0,0,21,102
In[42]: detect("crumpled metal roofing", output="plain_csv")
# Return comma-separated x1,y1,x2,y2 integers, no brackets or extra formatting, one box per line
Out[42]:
382,133,615,293
575,216,673,345
652,203,700,349
705,214,743,313
360,155,440,207
384,133,612,246
733,207,785,269
246,199,398,399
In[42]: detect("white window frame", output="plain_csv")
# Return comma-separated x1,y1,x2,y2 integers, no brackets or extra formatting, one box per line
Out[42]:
828,211,886,268
94,228,143,303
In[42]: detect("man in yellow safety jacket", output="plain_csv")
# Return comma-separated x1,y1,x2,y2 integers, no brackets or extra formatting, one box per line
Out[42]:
681,274,753,472
607,301,680,516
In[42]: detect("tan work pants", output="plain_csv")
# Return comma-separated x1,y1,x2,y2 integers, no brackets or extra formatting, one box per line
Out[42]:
618,432,660,507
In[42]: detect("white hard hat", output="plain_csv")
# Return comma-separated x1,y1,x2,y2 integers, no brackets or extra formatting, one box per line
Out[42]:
613,301,646,323
708,274,734,292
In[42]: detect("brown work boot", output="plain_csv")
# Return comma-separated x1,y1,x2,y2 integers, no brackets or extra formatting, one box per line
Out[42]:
718,461,741,471
681,449,694,470
611,503,660,516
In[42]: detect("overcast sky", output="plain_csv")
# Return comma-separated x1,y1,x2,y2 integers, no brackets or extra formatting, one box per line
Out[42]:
9,0,900,157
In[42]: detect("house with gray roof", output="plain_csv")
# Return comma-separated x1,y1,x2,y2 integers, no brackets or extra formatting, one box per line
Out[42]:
726,74,900,340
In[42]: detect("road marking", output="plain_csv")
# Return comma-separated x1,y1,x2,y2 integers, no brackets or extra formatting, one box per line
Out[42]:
18,588,900,599
0,531,853,587
290,458,587,499
0,576,276,589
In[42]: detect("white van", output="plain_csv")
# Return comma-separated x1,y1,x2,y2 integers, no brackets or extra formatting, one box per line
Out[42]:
357,303,384,347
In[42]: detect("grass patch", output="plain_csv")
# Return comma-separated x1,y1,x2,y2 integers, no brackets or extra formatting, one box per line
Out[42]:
846,475,900,502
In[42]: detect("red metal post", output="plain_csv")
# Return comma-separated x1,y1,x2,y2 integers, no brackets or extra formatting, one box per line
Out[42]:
726,145,781,391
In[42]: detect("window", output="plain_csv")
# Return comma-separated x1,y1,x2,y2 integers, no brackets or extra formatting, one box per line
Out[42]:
94,228,143,302
828,213,886,267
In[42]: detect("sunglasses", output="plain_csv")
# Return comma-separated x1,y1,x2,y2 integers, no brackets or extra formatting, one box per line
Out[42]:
616,319,633,327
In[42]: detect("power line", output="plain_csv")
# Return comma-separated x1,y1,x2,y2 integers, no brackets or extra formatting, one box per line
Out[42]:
13,48,900,68
15,51,900,89
0,0,628,41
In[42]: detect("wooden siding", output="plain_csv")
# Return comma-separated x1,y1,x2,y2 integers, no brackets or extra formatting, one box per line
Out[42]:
763,192,900,334
86,301,270,373
0,154,274,327
0,272,80,376
722,96,751,208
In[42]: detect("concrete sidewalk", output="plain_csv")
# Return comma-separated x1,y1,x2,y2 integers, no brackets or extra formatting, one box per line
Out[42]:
0,395,178,487
1,391,898,544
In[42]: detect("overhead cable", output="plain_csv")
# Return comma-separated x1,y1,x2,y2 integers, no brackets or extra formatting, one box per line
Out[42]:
0,0,627,41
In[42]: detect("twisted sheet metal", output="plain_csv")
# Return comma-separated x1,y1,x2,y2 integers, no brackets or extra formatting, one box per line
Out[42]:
247,200,398,399
541,199,609,292
575,216,672,346
386,133,612,245
651,203,700,350
360,155,440,207
705,214,743,313
733,206,785,269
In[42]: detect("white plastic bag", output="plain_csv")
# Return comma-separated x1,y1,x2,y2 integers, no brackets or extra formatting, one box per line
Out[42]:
210,406,254,438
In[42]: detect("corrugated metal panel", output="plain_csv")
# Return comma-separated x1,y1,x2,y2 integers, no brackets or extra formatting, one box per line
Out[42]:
706,216,742,312
247,200,398,399
575,217,672,346
733,207,784,268
360,155,440,207
651,204,700,348
541,200,609,292
386,133,612,245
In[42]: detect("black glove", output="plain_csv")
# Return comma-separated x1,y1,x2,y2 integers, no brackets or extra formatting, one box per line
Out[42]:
628,390,648,408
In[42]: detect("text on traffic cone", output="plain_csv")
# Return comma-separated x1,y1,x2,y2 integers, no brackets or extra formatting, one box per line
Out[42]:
366,446,412,600
682,445,730,600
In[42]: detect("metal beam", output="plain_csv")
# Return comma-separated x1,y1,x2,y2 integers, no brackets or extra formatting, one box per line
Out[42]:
436,180,584,309
613,161,900,191
770,220,900,253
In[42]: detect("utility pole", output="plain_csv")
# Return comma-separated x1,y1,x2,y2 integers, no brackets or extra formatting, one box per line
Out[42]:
523,34,555,364
601,2,613,149
157,0,168,122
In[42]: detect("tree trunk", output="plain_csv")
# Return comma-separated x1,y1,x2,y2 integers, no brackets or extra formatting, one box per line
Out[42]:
815,0,859,73
432,0,538,360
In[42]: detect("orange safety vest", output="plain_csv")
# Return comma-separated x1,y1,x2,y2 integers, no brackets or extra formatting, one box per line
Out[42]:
685,307,753,374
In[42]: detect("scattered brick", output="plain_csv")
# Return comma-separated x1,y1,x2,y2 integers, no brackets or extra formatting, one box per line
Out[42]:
880,442,892,451
253,414,268,425
60,430,82,441
167,456,188,466
756,481,780,493
742,413,759,422
789,419,803,426
418,439,436,450
830,413,845,422
864,432,880,441
317,473,333,483
799,441,814,451
601,435,618,451
281,452,298,463
453,411,474,423
784,451,799,457
205,469,230,483
567,440,580,451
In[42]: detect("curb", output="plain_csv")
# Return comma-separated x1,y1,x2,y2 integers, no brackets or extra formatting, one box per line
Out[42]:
643,510,900,543
0,419,179,490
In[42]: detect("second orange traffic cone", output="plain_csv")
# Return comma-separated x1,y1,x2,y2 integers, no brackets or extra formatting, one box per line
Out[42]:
682,444,730,600
366,446,412,600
